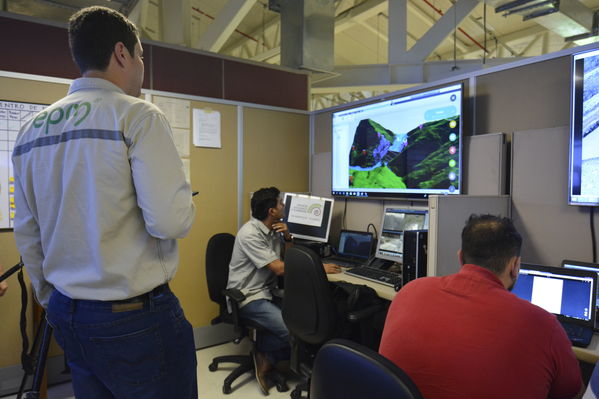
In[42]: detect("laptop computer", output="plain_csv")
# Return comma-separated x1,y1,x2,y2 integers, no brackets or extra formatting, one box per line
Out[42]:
512,264,597,347
325,230,374,268
563,259,599,330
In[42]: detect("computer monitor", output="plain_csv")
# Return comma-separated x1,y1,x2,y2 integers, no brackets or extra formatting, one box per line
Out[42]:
331,83,463,200
513,264,596,325
375,207,429,262
563,259,599,311
282,193,334,243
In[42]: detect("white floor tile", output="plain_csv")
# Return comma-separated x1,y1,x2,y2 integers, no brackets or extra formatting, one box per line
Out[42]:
1,340,300,399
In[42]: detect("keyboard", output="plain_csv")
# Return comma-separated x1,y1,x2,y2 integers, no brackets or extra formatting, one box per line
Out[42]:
344,267,402,288
561,321,593,347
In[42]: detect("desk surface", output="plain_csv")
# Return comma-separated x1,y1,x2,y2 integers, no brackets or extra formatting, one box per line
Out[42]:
574,335,599,364
327,270,397,301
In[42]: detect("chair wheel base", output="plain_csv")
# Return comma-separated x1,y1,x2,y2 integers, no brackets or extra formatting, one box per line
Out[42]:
208,362,218,372
223,385,232,395
275,382,289,392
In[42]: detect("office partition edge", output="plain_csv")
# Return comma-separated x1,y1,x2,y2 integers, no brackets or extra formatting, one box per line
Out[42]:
237,105,244,230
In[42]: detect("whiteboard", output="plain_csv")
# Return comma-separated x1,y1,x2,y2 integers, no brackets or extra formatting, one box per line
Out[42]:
0,100,46,229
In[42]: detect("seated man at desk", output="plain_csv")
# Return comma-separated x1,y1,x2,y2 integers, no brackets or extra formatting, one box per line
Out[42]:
379,214,583,399
227,186,341,393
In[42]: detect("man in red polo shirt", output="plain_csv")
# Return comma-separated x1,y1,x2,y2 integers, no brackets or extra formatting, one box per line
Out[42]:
379,214,583,399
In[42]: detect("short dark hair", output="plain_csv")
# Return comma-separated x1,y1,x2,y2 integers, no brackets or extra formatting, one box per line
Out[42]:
68,6,139,73
461,214,522,274
251,187,280,221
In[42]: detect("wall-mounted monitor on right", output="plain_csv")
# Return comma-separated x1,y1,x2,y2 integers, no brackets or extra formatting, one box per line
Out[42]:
570,49,599,206
331,83,463,200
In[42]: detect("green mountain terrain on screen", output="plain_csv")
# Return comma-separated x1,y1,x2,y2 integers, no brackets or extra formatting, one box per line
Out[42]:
348,116,459,189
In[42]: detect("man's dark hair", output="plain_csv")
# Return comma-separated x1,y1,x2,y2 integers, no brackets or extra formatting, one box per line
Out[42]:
68,6,139,73
461,214,522,274
251,187,280,221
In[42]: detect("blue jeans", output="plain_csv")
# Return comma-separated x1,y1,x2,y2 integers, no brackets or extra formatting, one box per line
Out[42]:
46,286,197,399
240,298,290,364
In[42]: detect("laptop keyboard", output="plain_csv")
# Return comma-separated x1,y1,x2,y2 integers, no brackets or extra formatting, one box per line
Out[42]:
345,267,402,288
561,321,593,347
325,257,368,268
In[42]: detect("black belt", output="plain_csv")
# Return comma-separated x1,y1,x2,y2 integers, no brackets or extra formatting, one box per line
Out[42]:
114,283,170,304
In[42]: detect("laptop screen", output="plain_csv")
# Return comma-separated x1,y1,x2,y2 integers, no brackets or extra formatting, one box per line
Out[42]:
563,259,599,310
512,264,596,324
337,230,373,260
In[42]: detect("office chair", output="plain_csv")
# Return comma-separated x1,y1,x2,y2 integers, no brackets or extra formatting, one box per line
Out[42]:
282,245,382,399
310,339,424,399
205,232,288,395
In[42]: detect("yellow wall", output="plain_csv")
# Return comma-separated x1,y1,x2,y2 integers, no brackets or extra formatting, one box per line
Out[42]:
173,100,238,328
242,107,310,221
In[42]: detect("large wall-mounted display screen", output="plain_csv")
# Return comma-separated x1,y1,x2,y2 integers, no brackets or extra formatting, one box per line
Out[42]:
0,100,46,229
570,49,599,206
331,84,462,200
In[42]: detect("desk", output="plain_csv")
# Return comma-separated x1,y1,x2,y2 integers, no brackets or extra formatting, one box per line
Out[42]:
327,271,397,301
574,335,599,364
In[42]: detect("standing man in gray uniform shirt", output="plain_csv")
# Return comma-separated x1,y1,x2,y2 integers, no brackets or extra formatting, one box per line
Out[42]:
12,6,197,399
228,187,340,394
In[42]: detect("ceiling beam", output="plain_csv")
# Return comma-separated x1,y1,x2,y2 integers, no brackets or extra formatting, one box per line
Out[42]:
194,0,257,52
311,57,519,89
406,0,479,62
226,0,389,65
435,24,547,59
406,0,469,53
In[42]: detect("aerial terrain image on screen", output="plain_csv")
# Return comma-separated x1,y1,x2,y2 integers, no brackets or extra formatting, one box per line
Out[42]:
582,55,599,196
348,116,459,189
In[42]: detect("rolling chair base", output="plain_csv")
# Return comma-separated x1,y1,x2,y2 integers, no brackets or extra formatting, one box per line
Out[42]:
209,354,290,395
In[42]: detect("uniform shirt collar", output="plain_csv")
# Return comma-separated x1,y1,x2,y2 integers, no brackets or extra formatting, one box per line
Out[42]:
68,77,125,95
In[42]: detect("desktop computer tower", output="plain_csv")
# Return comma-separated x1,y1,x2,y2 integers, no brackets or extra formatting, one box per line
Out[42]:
403,230,428,284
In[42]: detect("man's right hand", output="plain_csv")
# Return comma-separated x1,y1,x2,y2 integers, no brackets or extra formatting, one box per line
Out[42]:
323,263,342,274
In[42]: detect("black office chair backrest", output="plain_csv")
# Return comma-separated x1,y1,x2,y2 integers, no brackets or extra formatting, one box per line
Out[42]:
282,245,337,345
205,233,236,311
310,339,424,399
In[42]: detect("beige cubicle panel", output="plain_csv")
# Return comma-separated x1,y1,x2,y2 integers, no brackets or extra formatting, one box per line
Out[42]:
175,100,238,328
242,107,310,222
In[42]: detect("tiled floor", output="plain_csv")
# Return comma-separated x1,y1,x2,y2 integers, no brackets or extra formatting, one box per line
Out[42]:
1,340,301,399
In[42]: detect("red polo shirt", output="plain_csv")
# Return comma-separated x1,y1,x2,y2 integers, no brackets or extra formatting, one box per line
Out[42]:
379,264,582,399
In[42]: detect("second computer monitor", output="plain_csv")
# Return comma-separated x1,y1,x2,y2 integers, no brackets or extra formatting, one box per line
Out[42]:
283,193,334,243
375,207,429,263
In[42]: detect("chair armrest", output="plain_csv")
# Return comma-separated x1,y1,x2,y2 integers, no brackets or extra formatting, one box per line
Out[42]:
271,288,284,299
347,303,385,323
223,288,246,303
222,289,246,335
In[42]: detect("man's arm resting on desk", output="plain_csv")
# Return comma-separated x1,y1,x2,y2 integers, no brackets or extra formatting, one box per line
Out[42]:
266,260,342,276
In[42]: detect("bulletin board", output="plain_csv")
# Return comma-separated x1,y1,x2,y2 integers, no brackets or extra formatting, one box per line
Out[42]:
0,100,47,229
